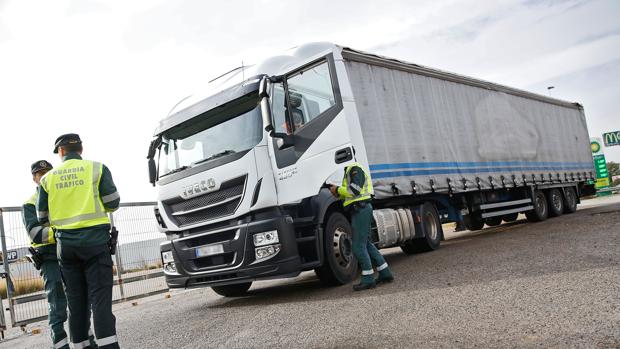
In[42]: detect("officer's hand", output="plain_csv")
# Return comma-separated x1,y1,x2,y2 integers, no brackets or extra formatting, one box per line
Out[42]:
329,185,338,197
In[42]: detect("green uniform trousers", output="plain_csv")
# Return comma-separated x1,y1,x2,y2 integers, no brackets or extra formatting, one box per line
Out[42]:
350,203,389,284
38,245,98,349
38,245,69,349
58,242,119,349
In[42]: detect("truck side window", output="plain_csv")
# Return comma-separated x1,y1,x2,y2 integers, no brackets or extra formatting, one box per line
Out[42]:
286,61,336,133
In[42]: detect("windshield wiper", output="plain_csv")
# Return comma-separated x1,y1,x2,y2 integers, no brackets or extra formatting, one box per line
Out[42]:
159,165,189,178
191,150,237,167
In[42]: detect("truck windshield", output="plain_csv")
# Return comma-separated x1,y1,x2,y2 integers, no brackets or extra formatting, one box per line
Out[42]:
158,93,262,177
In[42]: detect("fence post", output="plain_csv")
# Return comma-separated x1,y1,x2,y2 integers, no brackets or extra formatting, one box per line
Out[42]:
109,212,125,300
0,209,17,327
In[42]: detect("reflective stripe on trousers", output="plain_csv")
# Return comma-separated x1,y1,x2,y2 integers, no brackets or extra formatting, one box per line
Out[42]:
54,337,68,348
97,334,119,347
72,339,90,349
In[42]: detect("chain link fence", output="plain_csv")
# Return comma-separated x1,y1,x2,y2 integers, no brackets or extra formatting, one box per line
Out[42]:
0,202,168,330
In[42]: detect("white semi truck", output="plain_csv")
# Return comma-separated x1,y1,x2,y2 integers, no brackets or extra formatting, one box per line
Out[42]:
148,43,595,296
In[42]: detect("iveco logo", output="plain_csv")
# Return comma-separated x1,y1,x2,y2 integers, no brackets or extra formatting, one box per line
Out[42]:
181,178,217,199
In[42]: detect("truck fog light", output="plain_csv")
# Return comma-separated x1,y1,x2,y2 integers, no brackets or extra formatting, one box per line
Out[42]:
253,230,279,247
163,262,177,274
255,244,281,261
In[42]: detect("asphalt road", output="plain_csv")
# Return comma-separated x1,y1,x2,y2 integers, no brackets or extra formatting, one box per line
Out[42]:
3,196,619,348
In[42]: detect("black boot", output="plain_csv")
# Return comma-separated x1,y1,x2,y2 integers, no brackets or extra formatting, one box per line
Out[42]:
353,281,376,291
454,220,466,232
375,269,394,285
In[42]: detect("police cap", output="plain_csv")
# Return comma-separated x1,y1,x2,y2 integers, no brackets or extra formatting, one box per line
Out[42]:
53,133,82,153
31,160,53,175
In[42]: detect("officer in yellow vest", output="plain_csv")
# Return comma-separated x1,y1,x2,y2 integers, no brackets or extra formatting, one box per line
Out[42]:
330,162,394,291
23,160,98,349
37,134,121,349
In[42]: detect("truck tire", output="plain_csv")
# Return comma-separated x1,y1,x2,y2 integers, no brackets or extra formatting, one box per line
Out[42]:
484,216,502,227
525,190,548,222
463,214,484,231
211,282,252,297
315,212,358,286
547,188,564,217
401,202,442,253
563,187,578,213
502,213,519,222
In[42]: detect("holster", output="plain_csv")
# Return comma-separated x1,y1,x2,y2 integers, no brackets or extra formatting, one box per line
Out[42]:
109,226,119,255
27,246,43,270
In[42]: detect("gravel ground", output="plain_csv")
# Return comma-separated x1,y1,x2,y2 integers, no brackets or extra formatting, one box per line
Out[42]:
2,196,619,348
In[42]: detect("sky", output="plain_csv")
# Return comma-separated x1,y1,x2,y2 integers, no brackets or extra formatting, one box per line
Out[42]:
1,0,619,207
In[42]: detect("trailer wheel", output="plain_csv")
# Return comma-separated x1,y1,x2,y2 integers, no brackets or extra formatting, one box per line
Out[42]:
547,188,564,217
484,216,502,227
563,187,578,213
315,212,358,286
401,202,442,254
502,213,519,222
525,190,548,222
463,214,484,231
211,282,252,297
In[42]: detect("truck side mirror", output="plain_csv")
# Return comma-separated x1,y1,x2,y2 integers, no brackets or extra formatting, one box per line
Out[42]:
259,77,274,134
147,136,162,187
259,75,294,149
148,158,157,186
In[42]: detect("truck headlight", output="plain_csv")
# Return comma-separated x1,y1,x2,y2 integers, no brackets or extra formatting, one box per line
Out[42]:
253,230,279,247
162,251,175,264
161,251,179,275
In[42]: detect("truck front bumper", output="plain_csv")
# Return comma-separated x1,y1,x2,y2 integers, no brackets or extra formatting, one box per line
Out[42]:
160,211,302,288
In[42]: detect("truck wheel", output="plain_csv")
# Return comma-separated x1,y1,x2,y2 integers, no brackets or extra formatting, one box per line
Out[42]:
211,282,252,297
563,187,578,213
401,202,442,254
502,213,519,222
525,190,548,222
547,188,564,217
315,212,358,286
463,214,484,231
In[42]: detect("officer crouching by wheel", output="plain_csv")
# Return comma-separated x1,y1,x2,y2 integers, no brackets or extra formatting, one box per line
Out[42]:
329,162,394,291
23,160,97,349
37,134,121,349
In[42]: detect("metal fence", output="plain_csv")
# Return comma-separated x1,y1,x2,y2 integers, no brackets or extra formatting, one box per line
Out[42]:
0,202,168,329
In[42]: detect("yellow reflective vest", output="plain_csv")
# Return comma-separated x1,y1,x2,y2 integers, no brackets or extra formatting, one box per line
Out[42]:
337,162,373,207
23,192,55,247
40,159,110,230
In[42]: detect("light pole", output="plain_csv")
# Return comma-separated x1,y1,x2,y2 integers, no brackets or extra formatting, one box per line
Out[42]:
547,86,555,96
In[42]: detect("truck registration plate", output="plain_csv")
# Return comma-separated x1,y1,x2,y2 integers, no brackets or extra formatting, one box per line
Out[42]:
195,244,224,257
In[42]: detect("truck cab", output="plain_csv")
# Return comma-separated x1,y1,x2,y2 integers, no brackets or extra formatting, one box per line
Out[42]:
151,43,364,296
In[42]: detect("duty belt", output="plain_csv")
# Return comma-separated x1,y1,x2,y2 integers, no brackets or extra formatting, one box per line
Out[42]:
350,200,371,211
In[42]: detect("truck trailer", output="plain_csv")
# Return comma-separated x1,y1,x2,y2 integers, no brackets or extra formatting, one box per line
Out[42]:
148,43,595,296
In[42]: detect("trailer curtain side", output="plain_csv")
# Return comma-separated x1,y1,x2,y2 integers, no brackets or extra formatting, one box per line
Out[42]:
342,54,593,199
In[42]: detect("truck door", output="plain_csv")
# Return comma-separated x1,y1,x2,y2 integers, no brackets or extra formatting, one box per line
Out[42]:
268,54,352,204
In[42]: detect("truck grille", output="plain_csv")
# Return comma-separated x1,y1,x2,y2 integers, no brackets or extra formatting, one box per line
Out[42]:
164,175,247,226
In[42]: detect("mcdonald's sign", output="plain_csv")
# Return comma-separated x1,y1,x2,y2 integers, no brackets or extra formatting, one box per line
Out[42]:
603,131,620,147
